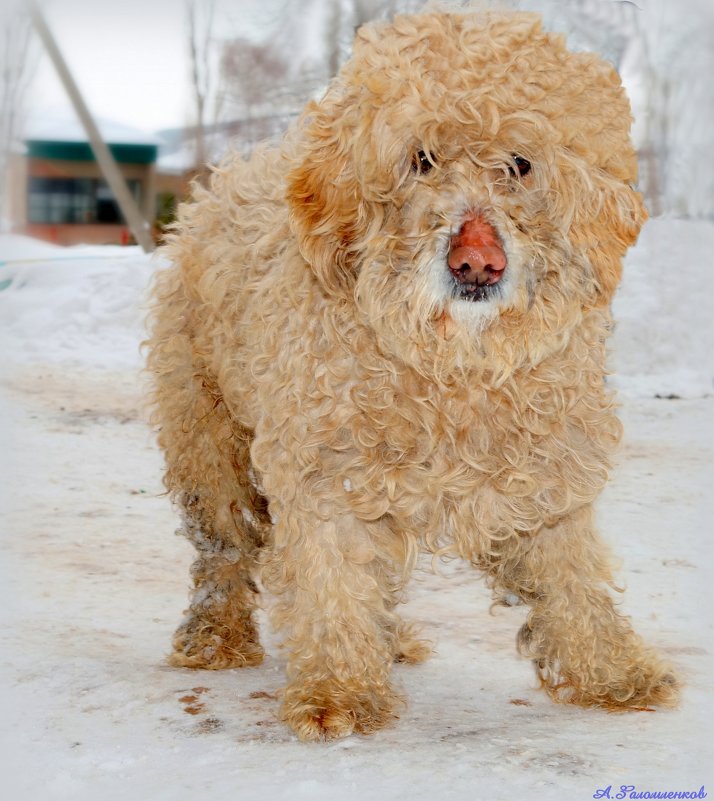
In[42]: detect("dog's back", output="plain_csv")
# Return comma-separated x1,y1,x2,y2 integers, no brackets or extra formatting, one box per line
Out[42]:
161,144,289,321
149,144,291,421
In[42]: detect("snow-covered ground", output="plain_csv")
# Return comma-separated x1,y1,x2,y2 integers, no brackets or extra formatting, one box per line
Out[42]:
1,219,713,800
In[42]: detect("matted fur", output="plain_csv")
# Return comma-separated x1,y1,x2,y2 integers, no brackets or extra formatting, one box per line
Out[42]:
146,9,679,741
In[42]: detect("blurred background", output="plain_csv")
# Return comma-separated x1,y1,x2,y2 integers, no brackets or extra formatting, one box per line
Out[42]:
1,0,712,249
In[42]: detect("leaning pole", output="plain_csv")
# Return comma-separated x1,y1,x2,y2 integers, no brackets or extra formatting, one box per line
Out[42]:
29,1,155,253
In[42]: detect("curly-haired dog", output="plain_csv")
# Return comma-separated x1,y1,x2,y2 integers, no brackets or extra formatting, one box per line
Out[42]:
147,10,679,740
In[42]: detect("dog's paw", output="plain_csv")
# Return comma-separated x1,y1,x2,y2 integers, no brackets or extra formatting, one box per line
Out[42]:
168,616,264,670
596,659,681,710
281,680,401,742
394,623,433,664
538,649,681,711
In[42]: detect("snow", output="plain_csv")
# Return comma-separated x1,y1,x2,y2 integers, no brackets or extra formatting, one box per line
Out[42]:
1,219,713,799
0,238,153,367
23,109,161,146
611,219,714,399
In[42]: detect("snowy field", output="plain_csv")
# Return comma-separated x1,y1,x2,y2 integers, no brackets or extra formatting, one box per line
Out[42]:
1,219,713,800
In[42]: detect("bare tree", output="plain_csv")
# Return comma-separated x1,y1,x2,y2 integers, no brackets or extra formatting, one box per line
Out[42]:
216,0,425,124
0,4,36,226
186,0,218,170
218,37,290,118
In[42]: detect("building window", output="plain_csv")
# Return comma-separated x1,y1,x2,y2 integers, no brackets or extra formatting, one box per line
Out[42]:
27,177,142,224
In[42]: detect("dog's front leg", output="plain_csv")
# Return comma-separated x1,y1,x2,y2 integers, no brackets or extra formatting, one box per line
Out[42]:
262,504,403,741
493,504,680,710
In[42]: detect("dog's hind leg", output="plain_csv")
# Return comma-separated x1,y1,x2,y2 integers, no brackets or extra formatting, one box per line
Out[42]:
153,364,270,670
488,505,680,709
169,484,267,670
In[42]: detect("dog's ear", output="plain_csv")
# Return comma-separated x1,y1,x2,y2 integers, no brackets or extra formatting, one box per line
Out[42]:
286,99,365,299
551,51,648,303
575,178,647,303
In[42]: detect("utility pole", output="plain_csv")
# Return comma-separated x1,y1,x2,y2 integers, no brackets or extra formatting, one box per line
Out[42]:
29,1,155,252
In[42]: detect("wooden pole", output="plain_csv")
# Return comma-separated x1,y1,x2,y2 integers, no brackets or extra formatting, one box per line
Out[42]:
29,1,155,252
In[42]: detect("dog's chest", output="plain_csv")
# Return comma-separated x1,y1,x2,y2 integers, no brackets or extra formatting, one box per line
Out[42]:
338,374,613,546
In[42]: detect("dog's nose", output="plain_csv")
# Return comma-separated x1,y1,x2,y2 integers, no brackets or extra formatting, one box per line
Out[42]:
448,216,507,286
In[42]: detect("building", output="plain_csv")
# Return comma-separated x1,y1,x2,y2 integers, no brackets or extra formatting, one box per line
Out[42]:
2,111,301,247
6,115,160,246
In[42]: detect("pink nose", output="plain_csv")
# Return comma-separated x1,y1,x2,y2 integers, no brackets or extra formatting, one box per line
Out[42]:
448,217,507,286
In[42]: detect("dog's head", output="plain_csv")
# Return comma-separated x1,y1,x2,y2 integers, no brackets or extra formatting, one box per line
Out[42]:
286,11,646,376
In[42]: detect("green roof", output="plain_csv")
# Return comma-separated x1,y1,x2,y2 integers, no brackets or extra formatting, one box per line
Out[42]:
26,140,158,164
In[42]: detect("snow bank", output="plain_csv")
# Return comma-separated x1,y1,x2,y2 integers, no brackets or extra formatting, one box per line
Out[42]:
611,219,714,398
0,236,158,370
1,219,712,395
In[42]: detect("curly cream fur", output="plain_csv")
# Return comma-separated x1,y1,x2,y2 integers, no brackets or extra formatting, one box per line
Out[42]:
146,9,679,741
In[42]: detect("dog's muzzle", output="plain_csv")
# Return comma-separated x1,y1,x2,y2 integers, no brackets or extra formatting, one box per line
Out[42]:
448,215,507,302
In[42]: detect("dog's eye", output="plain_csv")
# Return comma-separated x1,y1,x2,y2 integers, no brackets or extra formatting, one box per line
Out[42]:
412,150,435,175
510,156,532,178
